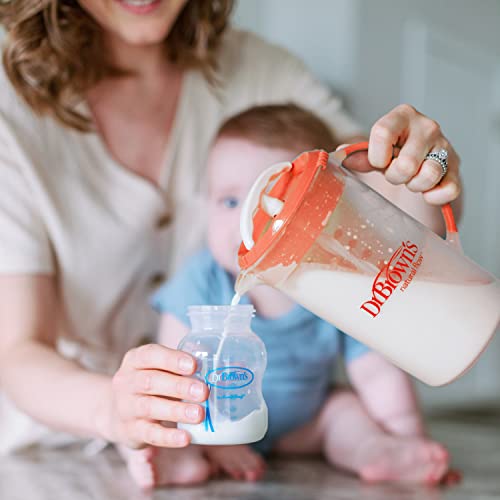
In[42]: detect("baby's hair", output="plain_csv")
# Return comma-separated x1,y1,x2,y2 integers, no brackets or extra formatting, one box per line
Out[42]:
216,103,339,153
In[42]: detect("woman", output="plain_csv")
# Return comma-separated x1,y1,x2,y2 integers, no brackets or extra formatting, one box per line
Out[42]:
0,0,461,488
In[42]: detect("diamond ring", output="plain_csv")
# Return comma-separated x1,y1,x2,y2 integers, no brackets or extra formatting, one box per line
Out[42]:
424,149,448,179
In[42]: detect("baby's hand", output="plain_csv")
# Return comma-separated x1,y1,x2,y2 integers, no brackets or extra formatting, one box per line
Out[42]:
99,344,209,449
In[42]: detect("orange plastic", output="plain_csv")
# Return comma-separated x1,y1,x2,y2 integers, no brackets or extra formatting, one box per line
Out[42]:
238,142,459,270
238,150,342,270
441,203,458,233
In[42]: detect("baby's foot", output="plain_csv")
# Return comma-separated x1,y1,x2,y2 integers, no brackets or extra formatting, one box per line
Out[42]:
118,444,211,489
355,436,449,484
118,445,156,489
203,444,266,481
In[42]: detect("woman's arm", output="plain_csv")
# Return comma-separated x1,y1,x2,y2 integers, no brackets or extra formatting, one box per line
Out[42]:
0,275,208,448
0,275,110,438
346,351,426,438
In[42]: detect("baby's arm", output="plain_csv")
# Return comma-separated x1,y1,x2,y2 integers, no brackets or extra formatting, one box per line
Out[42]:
347,351,426,438
157,313,190,350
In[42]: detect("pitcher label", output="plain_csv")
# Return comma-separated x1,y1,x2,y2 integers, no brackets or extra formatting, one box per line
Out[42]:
360,241,423,318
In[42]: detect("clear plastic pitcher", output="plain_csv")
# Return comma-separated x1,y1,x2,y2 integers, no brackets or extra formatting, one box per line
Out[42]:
178,305,268,444
236,142,500,386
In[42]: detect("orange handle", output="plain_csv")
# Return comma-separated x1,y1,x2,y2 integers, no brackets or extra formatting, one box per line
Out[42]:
339,141,458,236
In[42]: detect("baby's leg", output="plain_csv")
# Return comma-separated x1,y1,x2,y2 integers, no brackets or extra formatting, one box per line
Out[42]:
117,444,211,489
274,390,449,484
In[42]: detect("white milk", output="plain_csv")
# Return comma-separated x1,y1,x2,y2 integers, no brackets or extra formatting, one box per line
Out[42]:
179,406,268,445
278,267,500,386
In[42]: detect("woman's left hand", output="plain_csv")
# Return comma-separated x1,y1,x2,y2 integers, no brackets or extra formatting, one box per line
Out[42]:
349,104,461,205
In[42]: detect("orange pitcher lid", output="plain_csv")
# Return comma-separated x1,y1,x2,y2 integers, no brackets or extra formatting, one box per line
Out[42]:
238,140,460,273
238,149,343,270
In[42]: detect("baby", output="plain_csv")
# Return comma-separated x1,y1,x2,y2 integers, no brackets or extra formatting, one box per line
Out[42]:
130,104,453,487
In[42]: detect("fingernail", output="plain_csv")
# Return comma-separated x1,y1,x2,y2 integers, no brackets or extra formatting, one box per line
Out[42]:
175,431,189,446
190,383,204,398
185,405,200,420
178,356,194,373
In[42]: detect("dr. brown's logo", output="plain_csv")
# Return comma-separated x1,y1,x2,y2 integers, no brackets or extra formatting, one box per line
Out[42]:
360,241,423,318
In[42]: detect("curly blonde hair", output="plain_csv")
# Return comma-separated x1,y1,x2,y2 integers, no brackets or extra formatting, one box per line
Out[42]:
0,0,234,131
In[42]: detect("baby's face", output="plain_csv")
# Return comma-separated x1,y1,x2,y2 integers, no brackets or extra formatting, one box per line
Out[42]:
207,137,298,276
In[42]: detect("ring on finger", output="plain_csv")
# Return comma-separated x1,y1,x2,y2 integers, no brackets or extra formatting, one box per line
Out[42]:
424,148,448,179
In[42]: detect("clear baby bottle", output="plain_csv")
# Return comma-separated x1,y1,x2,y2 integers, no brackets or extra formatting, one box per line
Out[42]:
177,305,268,445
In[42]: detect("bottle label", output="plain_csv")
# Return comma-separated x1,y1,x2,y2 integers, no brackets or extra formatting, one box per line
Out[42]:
205,366,254,390
203,366,255,433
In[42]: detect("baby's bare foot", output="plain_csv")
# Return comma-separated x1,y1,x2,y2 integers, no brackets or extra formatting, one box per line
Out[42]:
203,444,266,481
118,445,156,489
118,444,211,489
355,436,449,484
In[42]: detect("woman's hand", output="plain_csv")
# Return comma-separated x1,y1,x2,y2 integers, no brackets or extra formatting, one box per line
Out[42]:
345,104,461,205
102,344,209,449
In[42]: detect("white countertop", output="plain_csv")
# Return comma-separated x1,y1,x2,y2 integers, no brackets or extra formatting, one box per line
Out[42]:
1,412,498,500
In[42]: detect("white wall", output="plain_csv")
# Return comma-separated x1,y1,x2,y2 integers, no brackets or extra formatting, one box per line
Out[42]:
233,0,500,409
233,0,361,113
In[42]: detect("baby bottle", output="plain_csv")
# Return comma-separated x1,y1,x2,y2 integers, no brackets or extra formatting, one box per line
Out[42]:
177,305,268,445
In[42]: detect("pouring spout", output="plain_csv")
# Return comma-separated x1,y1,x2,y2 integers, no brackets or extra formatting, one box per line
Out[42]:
235,270,263,298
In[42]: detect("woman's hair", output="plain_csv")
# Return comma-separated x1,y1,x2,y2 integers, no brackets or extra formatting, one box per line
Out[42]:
217,103,339,153
0,0,234,131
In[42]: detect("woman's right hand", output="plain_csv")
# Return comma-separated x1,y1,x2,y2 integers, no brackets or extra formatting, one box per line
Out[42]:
103,344,209,449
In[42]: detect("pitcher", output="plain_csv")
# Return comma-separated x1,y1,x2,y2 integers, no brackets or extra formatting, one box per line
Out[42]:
236,142,500,386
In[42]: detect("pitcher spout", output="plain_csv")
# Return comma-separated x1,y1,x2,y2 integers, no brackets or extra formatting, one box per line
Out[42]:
235,270,262,299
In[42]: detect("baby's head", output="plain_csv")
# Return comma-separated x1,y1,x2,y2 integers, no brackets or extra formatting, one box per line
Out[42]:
207,103,338,275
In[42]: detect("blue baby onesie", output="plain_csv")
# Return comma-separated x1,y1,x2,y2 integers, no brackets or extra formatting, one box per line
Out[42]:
151,249,370,454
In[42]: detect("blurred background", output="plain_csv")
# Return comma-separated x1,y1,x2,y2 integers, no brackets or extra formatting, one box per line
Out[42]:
233,0,500,411
0,1,497,411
